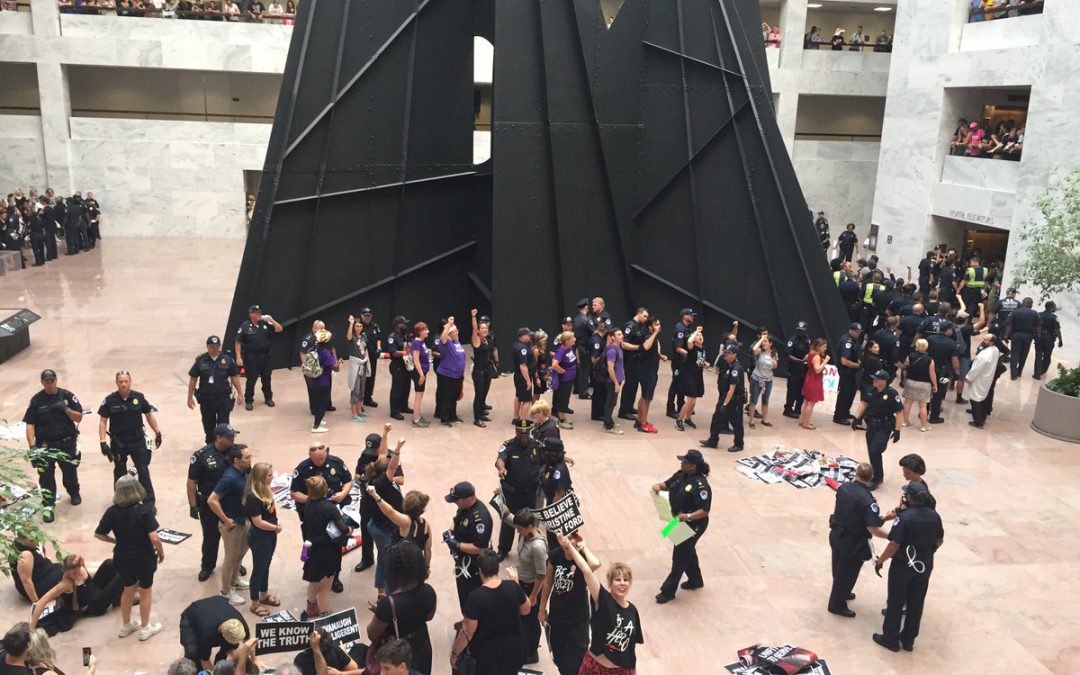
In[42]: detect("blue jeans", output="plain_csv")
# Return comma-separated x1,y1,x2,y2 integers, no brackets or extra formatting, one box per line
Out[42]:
750,377,772,406
368,519,396,590
247,526,278,602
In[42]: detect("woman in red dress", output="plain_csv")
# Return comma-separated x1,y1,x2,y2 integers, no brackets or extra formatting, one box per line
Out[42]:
799,338,830,430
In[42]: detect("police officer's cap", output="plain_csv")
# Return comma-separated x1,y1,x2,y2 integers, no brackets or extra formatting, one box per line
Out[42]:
562,316,573,325
445,481,475,503
1046,301,1057,311
1006,287,1017,294
392,315,409,326
849,322,863,333
870,369,891,382
795,321,808,332
40,369,57,381
214,423,238,437
576,297,589,309
514,419,535,433
676,449,707,467
723,343,741,355
363,433,382,454
903,481,929,497
248,304,262,313
680,308,697,318
883,279,895,289
206,335,221,345
360,307,373,315
517,326,532,337
543,437,565,454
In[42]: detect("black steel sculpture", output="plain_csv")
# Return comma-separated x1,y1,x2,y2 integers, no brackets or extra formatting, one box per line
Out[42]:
228,0,848,368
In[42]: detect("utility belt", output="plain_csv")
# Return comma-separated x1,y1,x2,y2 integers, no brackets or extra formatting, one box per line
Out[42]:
110,431,146,445
865,416,892,430
194,388,231,402
35,435,76,448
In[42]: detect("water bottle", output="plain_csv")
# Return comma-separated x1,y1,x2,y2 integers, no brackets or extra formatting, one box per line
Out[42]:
300,540,311,562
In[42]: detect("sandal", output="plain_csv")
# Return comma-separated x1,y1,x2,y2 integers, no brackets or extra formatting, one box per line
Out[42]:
761,420,772,427
260,595,281,607
250,603,271,617
749,422,757,429
801,423,817,430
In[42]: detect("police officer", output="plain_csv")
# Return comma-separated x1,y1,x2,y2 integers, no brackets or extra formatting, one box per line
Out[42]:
1004,297,1041,380
872,316,902,380
97,370,162,503
956,255,987,315
41,196,58,261
290,440,353,594
860,272,886,331
187,336,243,444
897,303,925,366
782,321,811,419
666,309,695,418
617,308,649,421
28,204,46,267
359,308,382,408
540,437,572,507
186,423,238,581
1033,301,1063,380
700,345,745,453
588,320,611,422
495,420,543,560
234,304,282,410
23,370,83,522
926,324,960,423
571,298,593,398
872,485,944,653
827,462,889,617
990,287,1021,334
850,370,903,488
832,323,863,425
442,481,493,612
838,267,863,322
511,327,536,425
653,450,712,604
386,315,412,420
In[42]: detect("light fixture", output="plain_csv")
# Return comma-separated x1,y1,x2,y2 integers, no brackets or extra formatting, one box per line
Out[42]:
873,6,893,11
806,3,822,7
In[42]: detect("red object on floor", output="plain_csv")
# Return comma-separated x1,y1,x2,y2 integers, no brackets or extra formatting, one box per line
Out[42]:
825,477,840,491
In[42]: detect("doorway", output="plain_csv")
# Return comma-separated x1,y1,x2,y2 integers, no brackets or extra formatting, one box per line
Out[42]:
962,227,1009,265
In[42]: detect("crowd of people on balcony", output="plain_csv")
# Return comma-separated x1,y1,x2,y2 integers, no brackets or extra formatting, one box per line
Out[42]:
950,118,1025,161
970,0,1044,22
58,0,297,23
804,25,893,52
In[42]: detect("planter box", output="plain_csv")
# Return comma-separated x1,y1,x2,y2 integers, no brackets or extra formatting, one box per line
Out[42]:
1031,383,1080,444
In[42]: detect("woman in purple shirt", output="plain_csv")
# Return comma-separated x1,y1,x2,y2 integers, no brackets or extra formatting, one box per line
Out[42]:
434,317,467,427
311,329,339,432
409,322,432,428
550,331,577,429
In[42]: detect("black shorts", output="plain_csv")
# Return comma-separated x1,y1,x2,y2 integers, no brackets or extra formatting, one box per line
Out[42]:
115,554,157,589
638,369,658,400
412,369,427,392
513,373,532,402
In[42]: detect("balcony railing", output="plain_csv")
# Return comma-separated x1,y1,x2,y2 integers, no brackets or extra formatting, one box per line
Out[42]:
968,0,1044,23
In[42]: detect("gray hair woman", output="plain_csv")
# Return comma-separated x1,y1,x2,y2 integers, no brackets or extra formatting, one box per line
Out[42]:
93,474,165,641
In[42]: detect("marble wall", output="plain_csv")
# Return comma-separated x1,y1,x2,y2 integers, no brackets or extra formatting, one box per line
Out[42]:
792,140,880,237
0,115,47,191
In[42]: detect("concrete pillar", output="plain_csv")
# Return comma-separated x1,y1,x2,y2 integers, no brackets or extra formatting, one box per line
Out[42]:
30,0,61,36
778,0,806,69
36,63,73,194
775,91,799,155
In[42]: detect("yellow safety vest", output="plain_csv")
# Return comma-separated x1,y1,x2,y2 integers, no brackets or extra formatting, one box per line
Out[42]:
965,267,986,288
833,271,842,286
863,283,883,304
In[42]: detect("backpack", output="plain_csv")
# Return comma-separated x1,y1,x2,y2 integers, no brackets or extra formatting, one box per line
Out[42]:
302,349,323,378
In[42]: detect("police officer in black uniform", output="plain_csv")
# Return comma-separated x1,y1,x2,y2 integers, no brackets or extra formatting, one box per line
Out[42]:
872,316,902,380
386,315,411,420
234,304,282,410
359,308,382,408
443,481,493,612
653,450,712,604
23,369,83,522
956,255,987,316
28,204,46,267
1004,297,1041,380
41,196,58,261
617,308,649,421
827,462,889,617
495,420,543,559
833,323,863,425
838,267,863,322
187,336,243,444
290,440,353,594
783,321,811,419
666,309,696,418
700,345,745,453
187,423,238,581
571,298,593,398
511,327,536,425
850,370,903,488
1034,301,1063,380
97,370,162,503
539,437,572,509
898,304,925,366
926,324,960,423
588,320,610,422
990,287,1020,334
873,485,944,653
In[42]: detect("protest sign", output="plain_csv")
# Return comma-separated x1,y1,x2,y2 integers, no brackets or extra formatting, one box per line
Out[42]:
255,621,312,655
157,529,191,544
530,491,583,535
261,609,299,624
313,607,361,650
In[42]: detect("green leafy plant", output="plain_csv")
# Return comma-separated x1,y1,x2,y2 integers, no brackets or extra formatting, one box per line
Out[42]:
1014,169,1080,398
1,422,65,572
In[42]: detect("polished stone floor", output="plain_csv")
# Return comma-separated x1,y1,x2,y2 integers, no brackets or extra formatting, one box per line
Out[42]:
1,238,1077,674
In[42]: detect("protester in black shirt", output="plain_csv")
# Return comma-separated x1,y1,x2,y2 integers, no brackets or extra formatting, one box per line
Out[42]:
10,539,61,606
93,474,164,641
300,476,352,620
471,309,496,427
293,628,357,675
367,542,437,675
29,554,125,636
539,534,601,675
178,595,249,671
451,550,529,675
243,462,282,617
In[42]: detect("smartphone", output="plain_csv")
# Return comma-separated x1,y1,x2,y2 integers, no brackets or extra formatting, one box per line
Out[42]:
82,647,91,667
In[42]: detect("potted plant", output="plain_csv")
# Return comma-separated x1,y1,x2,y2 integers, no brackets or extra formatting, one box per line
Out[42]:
1013,169,1080,443
1,421,64,575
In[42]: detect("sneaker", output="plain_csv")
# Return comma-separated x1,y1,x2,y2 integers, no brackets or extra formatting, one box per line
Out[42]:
265,399,276,407
674,419,685,431
351,416,365,422
684,419,697,429
364,400,379,408
223,591,246,606
137,622,162,641
919,426,931,432
311,426,330,433
605,427,624,435
233,579,250,590
118,621,141,638
411,418,430,428
244,402,254,411
643,422,658,433
557,420,574,430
